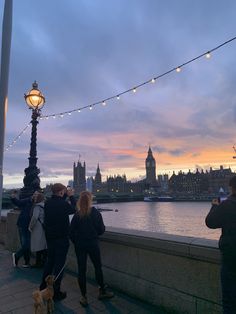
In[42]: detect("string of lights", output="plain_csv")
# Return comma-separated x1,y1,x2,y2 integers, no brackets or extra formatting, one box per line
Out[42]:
39,36,236,120
4,122,31,152
5,35,236,151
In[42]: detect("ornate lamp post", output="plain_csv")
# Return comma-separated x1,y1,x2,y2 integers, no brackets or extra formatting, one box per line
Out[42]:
20,81,45,198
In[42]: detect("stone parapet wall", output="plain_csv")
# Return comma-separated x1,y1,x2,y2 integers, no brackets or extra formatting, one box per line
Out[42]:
68,227,222,313
0,215,6,244
2,211,222,313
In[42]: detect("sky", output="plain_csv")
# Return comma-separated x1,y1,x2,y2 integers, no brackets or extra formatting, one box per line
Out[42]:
1,0,236,188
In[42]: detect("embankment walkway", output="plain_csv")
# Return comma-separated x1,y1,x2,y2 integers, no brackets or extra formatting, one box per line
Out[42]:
0,244,167,314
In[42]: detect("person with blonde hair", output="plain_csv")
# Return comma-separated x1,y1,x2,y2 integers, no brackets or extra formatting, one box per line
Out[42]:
69,191,114,307
28,192,47,268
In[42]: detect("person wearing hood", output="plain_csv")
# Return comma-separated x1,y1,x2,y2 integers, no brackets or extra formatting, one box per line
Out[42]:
206,176,236,314
28,192,47,268
11,190,40,267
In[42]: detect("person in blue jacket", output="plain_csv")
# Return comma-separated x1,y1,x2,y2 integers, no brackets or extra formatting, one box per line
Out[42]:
69,191,114,307
11,190,39,267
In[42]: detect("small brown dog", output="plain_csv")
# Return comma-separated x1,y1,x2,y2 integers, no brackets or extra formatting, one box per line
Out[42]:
33,275,54,314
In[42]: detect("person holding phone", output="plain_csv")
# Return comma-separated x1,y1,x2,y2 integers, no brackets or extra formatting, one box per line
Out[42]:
39,183,76,301
205,176,236,313
11,190,40,267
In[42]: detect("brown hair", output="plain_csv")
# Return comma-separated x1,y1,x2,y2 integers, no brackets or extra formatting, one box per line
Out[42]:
34,192,44,203
77,191,92,217
51,183,66,195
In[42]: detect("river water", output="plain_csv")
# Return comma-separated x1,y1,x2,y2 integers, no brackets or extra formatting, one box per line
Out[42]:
2,201,220,240
99,201,220,240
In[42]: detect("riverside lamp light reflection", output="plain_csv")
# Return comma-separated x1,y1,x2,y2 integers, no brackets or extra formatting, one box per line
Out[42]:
19,81,45,198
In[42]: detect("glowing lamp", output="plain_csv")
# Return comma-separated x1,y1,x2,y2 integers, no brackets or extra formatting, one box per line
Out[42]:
24,81,45,110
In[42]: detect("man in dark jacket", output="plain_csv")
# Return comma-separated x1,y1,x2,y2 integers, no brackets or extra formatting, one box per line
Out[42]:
206,176,236,314
39,183,76,301
11,190,39,267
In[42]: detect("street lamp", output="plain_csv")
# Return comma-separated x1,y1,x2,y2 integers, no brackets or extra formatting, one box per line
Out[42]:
20,81,45,198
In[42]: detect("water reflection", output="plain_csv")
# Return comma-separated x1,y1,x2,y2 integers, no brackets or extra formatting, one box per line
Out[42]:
100,201,220,240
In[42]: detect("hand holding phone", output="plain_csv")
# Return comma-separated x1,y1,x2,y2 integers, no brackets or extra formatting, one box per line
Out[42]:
212,198,219,205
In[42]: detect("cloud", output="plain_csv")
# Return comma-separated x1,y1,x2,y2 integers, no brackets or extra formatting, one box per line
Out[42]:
3,0,236,187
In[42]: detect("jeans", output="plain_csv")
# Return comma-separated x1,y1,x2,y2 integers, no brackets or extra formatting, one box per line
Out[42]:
75,242,104,296
35,250,47,266
40,238,69,294
15,226,31,264
221,255,236,314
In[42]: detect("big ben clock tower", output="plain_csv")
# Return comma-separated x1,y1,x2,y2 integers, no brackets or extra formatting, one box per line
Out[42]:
145,146,156,186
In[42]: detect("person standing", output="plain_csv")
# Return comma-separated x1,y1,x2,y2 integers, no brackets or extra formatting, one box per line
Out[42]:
69,191,114,307
28,192,47,268
11,190,39,267
205,176,236,314
39,183,76,301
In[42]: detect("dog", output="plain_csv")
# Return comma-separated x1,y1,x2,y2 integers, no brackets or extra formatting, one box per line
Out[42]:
32,275,54,314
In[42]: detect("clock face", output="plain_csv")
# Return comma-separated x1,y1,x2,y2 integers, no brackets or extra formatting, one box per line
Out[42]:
146,161,150,167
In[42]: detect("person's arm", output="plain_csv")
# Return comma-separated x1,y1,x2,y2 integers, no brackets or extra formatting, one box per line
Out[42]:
93,209,105,235
11,196,31,208
69,215,77,243
65,189,76,215
205,199,226,229
28,206,40,231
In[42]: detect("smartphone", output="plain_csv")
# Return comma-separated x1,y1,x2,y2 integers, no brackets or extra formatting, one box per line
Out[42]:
218,196,227,203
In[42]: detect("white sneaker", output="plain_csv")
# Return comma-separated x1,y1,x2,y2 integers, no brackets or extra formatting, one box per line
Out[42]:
22,264,31,268
12,253,17,267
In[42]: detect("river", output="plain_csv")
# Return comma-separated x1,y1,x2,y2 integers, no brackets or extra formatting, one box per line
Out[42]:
1,201,220,240
99,201,220,240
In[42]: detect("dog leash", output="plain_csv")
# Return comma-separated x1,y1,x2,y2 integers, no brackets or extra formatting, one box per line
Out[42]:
53,263,66,282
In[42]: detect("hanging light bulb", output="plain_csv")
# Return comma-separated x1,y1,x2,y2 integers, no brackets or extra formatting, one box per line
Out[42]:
60,114,64,118
77,109,81,113
176,67,181,73
151,78,156,83
102,101,106,106
68,112,72,116
89,105,93,110
116,95,120,100
53,115,56,119
205,52,211,59
133,88,136,93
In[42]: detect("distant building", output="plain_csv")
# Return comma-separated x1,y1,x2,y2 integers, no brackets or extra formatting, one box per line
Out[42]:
67,180,73,188
169,166,234,195
107,175,127,193
93,164,102,193
86,176,93,192
208,165,234,194
145,146,157,187
157,174,169,193
73,160,86,194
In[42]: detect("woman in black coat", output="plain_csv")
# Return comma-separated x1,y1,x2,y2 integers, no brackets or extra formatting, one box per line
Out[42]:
69,191,113,307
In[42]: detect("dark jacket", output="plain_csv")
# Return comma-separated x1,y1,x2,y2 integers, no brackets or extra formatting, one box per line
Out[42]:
205,195,236,255
11,197,33,229
69,207,105,247
44,195,76,240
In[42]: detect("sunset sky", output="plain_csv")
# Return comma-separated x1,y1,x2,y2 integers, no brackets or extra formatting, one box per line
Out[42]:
1,0,236,188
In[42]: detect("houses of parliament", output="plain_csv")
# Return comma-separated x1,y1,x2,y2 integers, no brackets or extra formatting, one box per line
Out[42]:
72,146,234,196
73,146,159,195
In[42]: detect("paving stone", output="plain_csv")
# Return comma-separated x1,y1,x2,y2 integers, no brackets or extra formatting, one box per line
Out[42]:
0,244,167,314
